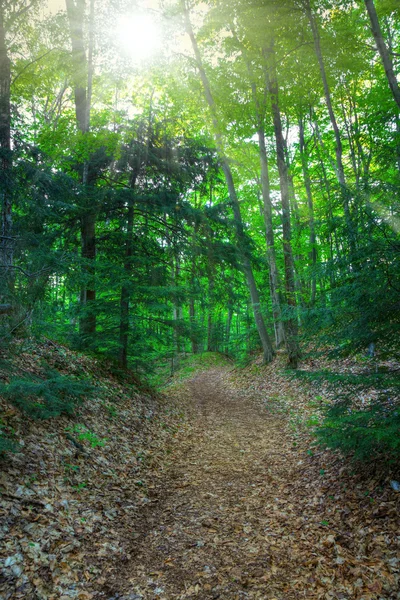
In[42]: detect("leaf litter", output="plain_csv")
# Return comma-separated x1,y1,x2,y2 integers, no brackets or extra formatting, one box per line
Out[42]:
105,357,400,599
1,346,400,599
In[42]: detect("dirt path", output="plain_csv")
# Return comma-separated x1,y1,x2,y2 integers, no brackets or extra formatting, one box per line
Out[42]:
104,368,302,599
104,367,400,600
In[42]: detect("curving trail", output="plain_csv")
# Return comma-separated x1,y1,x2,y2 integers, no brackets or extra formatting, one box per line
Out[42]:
104,367,399,600
106,368,303,599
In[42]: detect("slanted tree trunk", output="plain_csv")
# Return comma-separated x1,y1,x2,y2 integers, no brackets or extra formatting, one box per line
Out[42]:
299,113,317,306
0,7,12,283
304,0,356,258
384,21,400,176
228,27,285,349
364,0,400,110
66,0,96,343
265,45,300,368
182,1,274,363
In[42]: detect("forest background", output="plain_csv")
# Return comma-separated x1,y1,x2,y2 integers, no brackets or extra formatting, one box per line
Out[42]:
0,0,399,456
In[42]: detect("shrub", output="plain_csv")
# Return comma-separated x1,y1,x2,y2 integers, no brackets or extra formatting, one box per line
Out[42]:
0,432,19,456
0,371,93,420
293,369,400,463
317,394,400,462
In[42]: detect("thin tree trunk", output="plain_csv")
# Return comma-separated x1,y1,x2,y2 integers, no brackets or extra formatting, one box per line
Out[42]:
189,214,199,355
305,0,356,256
173,254,183,354
265,46,300,368
0,6,12,282
283,130,305,309
258,127,285,347
118,97,154,367
226,307,233,352
182,1,274,363
189,294,197,354
66,0,96,342
299,114,317,306
385,22,400,177
364,0,400,109
207,306,213,352
118,189,135,369
228,27,285,348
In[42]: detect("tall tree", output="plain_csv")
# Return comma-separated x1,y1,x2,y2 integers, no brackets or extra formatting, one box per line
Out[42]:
65,0,96,342
265,44,300,367
0,5,12,281
299,111,317,306
303,0,356,257
228,26,286,348
364,0,400,109
181,0,275,363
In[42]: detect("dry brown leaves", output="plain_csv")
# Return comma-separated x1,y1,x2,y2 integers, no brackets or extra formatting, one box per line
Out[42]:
106,360,400,600
1,347,400,600
0,340,186,600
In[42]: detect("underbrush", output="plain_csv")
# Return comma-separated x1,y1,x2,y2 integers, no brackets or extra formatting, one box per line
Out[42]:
292,365,400,467
0,338,186,599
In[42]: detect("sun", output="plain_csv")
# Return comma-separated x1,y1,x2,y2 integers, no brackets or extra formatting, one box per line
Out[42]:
116,13,162,62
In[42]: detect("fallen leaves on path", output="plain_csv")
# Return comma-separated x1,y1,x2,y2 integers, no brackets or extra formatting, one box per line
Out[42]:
108,362,400,600
1,349,399,599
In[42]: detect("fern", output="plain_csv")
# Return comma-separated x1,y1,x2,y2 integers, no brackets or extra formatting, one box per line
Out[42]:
0,372,93,420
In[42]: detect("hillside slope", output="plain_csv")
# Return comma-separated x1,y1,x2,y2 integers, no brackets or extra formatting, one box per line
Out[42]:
0,340,186,600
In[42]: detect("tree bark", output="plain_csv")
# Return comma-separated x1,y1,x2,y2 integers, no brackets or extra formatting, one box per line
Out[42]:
299,114,317,306
66,0,96,343
257,127,285,347
265,46,300,368
118,192,135,369
182,1,275,363
364,0,400,110
0,6,12,281
305,0,356,257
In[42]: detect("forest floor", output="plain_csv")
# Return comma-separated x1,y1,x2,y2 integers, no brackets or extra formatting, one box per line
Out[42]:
104,360,400,600
1,348,400,600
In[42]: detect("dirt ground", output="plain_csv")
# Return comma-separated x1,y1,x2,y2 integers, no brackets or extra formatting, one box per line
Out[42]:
102,367,400,600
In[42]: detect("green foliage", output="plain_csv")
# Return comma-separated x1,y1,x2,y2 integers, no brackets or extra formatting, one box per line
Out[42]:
2,0,400,383
317,395,400,462
0,432,19,456
0,416,20,457
0,373,93,420
65,424,106,448
294,368,400,463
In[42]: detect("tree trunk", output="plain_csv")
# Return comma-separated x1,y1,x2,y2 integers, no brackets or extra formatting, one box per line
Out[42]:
66,0,96,342
266,46,300,368
182,1,275,363
258,128,285,347
173,254,182,354
225,307,233,352
0,6,12,283
229,28,285,349
65,0,87,132
305,0,356,257
364,0,400,110
299,114,317,306
118,195,134,369
189,294,197,354
223,164,275,363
